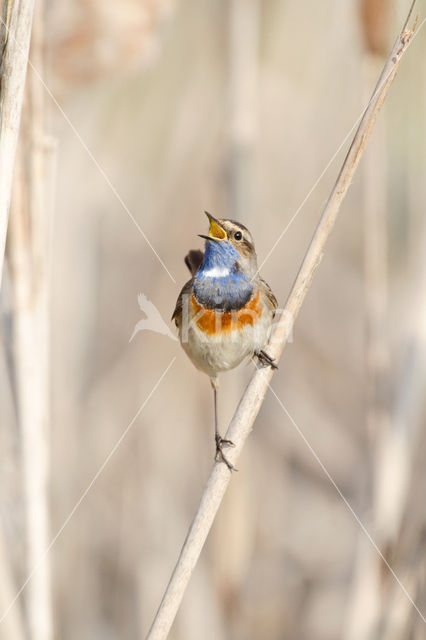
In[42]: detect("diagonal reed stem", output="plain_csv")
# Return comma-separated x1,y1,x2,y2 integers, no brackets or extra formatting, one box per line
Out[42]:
146,3,419,638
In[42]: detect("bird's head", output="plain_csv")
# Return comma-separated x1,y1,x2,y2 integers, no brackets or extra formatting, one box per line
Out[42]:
198,212,258,279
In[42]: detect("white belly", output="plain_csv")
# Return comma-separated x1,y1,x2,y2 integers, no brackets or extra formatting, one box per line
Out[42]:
179,307,273,378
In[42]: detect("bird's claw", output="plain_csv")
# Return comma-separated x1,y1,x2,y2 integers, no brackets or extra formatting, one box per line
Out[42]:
256,349,278,369
215,435,237,471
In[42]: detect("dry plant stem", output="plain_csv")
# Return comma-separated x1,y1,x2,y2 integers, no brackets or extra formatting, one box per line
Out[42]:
145,7,418,640
9,1,54,638
0,0,36,286
371,141,426,640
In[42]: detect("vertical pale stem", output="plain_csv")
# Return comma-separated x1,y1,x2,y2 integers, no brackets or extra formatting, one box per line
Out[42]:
363,56,389,452
0,0,36,286
9,1,54,638
378,61,426,639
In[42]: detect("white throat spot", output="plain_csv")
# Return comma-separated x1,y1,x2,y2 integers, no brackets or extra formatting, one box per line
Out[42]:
203,266,230,278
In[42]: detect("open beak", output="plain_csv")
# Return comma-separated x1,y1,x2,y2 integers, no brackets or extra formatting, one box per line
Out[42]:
198,211,227,242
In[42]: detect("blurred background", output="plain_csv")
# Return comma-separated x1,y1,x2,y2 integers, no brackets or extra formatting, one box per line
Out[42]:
0,0,426,638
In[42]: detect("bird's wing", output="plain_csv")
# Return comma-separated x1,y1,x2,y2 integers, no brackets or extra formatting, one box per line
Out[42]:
171,278,193,325
259,277,278,316
184,249,204,275
172,250,203,326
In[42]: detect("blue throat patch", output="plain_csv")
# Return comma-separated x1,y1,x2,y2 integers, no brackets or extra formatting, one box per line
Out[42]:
193,240,253,311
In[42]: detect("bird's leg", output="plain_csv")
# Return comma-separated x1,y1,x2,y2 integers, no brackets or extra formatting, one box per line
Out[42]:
211,377,236,471
255,349,278,369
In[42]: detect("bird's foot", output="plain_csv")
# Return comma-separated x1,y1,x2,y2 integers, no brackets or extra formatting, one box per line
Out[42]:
215,434,237,471
256,349,278,369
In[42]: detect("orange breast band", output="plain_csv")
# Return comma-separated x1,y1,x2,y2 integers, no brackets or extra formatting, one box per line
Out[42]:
191,291,262,335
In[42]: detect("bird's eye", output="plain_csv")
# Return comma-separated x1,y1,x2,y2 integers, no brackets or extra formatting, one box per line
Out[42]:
234,231,242,241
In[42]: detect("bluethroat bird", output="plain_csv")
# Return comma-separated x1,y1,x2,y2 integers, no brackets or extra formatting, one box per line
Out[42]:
172,212,277,470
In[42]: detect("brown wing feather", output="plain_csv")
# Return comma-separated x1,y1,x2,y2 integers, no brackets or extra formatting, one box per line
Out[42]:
259,277,278,316
172,278,193,325
172,250,203,325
